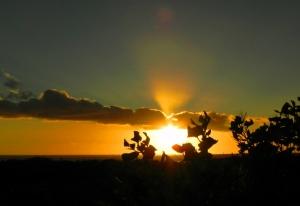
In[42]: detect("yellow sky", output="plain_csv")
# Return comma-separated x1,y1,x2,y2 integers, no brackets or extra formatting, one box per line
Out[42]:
0,118,238,155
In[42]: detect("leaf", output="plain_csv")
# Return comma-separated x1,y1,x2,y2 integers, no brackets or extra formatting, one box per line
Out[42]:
121,151,139,161
131,131,142,143
187,125,202,137
206,129,211,136
137,143,145,152
182,143,196,152
235,116,243,124
172,144,184,153
247,130,251,137
204,111,208,118
148,145,157,151
129,143,136,150
204,111,211,123
233,132,238,140
291,100,296,107
142,132,150,145
124,139,129,147
199,137,218,152
281,102,291,114
244,119,254,127
269,117,281,122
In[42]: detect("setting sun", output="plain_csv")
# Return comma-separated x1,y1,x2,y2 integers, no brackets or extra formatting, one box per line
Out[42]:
149,124,187,154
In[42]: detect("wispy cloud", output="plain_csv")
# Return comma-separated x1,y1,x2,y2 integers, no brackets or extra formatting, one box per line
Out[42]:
2,71,20,90
0,71,33,101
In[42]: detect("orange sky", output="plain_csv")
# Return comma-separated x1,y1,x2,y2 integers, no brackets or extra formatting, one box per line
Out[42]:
0,118,238,155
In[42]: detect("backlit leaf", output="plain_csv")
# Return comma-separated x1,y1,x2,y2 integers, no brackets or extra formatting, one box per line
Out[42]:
124,139,129,147
172,144,183,153
131,131,142,143
187,126,202,137
142,132,150,145
129,143,136,150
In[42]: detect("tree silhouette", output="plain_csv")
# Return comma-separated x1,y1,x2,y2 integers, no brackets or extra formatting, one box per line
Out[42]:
122,131,157,161
230,97,300,157
172,111,218,160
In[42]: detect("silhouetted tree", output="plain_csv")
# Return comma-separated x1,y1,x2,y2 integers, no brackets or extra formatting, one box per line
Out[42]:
122,131,157,161
230,97,300,157
269,97,300,153
229,114,277,157
172,111,218,160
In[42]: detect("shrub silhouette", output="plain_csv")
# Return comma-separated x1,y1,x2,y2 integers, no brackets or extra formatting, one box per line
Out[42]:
122,131,157,161
230,97,300,157
229,114,277,156
172,111,218,160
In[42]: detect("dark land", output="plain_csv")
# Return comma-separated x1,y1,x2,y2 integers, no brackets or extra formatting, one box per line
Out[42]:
1,156,300,206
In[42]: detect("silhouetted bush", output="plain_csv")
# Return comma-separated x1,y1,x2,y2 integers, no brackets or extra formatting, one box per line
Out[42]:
172,111,218,160
122,131,157,161
230,97,300,157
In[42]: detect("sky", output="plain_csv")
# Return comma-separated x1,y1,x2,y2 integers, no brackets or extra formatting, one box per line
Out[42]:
0,1,299,155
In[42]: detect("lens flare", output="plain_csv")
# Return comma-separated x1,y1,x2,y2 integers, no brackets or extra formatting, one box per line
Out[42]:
134,8,209,114
151,71,192,114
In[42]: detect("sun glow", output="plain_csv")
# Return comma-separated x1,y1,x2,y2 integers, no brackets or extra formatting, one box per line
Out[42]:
149,124,187,154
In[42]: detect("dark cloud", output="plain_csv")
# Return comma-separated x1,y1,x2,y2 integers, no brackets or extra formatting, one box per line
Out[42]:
170,111,233,131
170,111,268,131
0,88,266,130
2,71,20,90
0,89,167,127
0,71,33,101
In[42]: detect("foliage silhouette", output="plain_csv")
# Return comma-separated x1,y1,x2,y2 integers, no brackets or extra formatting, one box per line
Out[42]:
230,97,300,157
122,131,157,161
172,111,218,160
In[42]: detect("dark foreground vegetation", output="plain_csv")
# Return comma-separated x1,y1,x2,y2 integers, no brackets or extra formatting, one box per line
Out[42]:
1,156,300,206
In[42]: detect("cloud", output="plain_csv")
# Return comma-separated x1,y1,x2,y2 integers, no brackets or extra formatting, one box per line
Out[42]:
0,89,267,130
247,115,269,129
0,71,33,101
170,111,233,131
170,111,268,131
2,71,20,90
0,89,167,127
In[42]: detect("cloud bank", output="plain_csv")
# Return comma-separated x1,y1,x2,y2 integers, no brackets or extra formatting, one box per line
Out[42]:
0,89,167,127
0,89,265,131
170,111,234,131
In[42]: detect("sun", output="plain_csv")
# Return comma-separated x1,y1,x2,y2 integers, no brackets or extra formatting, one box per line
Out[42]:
148,124,187,154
